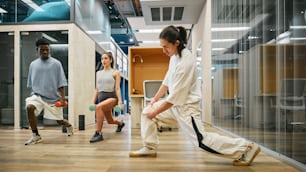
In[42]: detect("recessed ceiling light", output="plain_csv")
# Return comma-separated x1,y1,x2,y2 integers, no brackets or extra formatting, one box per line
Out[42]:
211,39,237,42
0,7,7,13
212,48,226,51
211,27,250,32
87,30,102,34
289,25,306,29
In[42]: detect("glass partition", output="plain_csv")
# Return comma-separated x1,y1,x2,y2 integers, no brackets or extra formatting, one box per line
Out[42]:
0,32,14,128
0,0,70,23
211,0,306,166
20,30,68,128
74,0,111,51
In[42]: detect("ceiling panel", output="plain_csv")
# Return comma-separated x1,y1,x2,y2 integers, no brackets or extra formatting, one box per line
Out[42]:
127,16,192,47
140,0,206,25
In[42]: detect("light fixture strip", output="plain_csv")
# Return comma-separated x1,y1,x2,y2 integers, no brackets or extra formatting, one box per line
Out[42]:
21,0,44,11
0,7,8,13
211,27,250,32
211,39,237,43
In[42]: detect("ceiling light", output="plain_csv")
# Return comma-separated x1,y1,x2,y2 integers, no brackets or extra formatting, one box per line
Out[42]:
211,27,250,32
248,36,260,40
290,37,306,41
98,41,111,45
141,41,160,44
42,33,58,42
212,48,226,51
21,32,29,35
0,7,8,13
87,30,102,34
120,22,125,28
211,39,237,43
289,25,306,29
21,0,43,12
136,29,162,33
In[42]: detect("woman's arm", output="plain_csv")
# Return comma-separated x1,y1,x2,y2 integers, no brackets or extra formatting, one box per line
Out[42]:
93,71,99,104
93,88,98,104
114,70,123,106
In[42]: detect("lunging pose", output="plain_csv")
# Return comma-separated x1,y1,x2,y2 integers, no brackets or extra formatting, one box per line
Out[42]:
129,25,261,166
25,38,73,145
89,52,125,143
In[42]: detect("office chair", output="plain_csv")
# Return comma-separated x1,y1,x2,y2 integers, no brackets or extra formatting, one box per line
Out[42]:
143,80,171,132
277,78,306,131
233,95,243,120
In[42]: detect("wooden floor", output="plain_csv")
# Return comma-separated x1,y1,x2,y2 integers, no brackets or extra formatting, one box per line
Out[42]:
0,114,301,172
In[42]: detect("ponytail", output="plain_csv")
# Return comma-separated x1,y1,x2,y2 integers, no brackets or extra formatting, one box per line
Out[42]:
159,25,187,57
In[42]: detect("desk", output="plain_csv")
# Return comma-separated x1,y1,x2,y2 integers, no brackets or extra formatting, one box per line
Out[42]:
129,95,178,130
130,95,144,129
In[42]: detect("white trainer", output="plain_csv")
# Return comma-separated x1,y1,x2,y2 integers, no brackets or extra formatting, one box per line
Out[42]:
129,147,157,157
25,133,42,145
233,143,261,166
66,125,73,136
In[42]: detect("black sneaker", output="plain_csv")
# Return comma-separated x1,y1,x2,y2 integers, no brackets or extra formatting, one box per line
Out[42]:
116,121,125,132
89,131,103,143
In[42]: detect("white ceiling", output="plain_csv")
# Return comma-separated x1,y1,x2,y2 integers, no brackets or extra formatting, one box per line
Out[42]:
121,0,205,47
140,0,206,25
127,17,192,47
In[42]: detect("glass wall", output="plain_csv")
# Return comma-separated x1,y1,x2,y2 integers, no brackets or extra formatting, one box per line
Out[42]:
20,31,68,128
0,0,111,51
211,0,306,167
74,0,111,51
0,0,70,23
0,32,14,128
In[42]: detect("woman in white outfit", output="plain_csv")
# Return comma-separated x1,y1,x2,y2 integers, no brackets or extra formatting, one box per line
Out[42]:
129,25,261,166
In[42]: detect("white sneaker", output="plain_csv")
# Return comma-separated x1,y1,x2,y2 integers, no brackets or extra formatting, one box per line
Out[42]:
66,125,73,136
129,147,157,157
25,133,42,145
233,143,261,166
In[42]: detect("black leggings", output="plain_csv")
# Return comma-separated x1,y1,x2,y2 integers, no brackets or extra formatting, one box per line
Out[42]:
98,91,118,103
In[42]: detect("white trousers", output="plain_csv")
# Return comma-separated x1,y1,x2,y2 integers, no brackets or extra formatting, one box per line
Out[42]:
141,100,250,160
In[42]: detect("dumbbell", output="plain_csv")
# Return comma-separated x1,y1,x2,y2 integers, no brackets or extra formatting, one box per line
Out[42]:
89,104,96,111
114,105,123,112
54,101,68,107
89,104,123,112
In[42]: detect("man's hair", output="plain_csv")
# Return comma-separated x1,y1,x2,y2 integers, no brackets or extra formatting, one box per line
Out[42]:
35,38,50,47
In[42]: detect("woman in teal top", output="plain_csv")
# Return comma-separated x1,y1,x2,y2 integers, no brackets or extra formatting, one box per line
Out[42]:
90,52,125,143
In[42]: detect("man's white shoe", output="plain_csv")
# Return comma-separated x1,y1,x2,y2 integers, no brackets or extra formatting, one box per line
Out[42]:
129,147,157,157
25,133,42,145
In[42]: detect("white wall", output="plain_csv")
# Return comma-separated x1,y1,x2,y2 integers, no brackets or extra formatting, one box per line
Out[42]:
192,0,212,124
68,24,96,128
